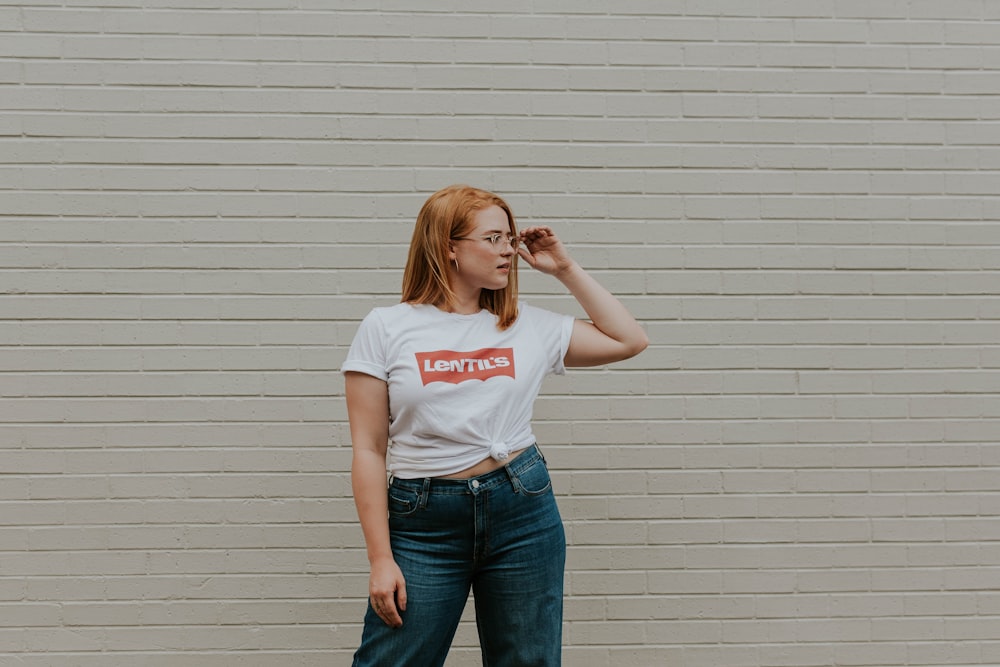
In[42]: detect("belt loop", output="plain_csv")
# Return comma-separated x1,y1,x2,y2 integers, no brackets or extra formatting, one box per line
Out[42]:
417,477,431,510
503,460,521,493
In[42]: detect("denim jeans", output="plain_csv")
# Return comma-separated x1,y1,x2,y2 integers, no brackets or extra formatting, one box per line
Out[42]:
352,444,566,667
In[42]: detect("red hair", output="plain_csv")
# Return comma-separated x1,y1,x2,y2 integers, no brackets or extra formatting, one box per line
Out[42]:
401,185,519,330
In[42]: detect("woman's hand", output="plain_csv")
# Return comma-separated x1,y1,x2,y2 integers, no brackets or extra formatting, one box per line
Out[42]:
517,225,577,277
369,555,407,628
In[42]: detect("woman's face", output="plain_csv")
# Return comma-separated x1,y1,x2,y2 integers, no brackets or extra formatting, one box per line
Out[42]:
450,205,517,294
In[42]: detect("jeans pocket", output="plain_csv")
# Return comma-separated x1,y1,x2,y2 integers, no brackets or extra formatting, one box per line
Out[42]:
387,486,421,517
513,457,552,496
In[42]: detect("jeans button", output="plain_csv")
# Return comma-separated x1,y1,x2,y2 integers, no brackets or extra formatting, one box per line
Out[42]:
471,480,480,489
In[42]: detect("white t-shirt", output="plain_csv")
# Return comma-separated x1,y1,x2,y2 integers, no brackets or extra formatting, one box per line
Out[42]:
342,302,575,478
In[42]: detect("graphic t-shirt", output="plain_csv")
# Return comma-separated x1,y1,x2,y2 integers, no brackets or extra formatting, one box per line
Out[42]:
342,302,575,478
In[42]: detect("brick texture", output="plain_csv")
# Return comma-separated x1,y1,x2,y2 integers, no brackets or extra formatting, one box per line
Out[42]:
2,2,999,666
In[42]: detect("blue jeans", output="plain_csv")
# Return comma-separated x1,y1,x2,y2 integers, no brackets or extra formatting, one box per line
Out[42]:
352,444,566,667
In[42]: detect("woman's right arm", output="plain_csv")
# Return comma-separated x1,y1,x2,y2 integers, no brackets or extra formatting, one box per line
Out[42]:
346,370,407,628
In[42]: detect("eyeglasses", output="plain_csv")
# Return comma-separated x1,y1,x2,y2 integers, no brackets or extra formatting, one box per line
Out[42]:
453,233,519,251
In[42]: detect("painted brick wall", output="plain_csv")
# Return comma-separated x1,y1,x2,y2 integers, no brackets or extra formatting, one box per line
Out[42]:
3,2,1000,665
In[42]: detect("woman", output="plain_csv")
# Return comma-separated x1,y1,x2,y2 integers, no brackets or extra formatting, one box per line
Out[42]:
343,185,648,666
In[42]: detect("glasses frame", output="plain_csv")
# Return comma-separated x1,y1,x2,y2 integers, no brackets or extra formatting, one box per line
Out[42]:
452,233,520,251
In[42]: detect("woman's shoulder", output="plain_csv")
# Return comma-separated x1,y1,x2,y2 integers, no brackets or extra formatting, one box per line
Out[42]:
516,301,574,325
364,301,417,321
365,302,475,331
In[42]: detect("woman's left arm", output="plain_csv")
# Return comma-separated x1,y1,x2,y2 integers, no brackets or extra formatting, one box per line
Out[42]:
518,225,649,368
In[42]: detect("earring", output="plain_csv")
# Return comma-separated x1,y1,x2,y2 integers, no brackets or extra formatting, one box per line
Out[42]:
453,258,459,272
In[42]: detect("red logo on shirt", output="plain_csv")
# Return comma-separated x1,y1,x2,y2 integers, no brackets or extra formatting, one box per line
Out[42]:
416,348,515,386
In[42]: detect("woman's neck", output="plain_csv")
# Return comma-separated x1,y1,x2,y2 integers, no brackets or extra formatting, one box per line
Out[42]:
438,290,482,315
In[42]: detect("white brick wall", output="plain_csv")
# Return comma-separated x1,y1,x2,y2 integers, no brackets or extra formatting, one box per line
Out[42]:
2,2,999,665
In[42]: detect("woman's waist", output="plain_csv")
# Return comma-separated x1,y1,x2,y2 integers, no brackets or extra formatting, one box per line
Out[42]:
437,446,528,479
389,443,544,491
387,435,535,478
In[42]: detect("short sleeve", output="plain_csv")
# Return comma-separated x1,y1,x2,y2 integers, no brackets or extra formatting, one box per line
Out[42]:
552,310,574,376
341,309,389,381
520,302,575,377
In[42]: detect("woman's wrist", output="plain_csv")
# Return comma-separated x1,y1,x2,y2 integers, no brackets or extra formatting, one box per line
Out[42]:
552,258,582,282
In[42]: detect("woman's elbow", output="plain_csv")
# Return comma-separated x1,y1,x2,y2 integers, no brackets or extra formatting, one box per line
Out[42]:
612,330,649,363
624,331,649,359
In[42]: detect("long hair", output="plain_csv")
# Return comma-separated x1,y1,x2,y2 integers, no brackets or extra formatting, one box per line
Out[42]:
401,185,519,330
